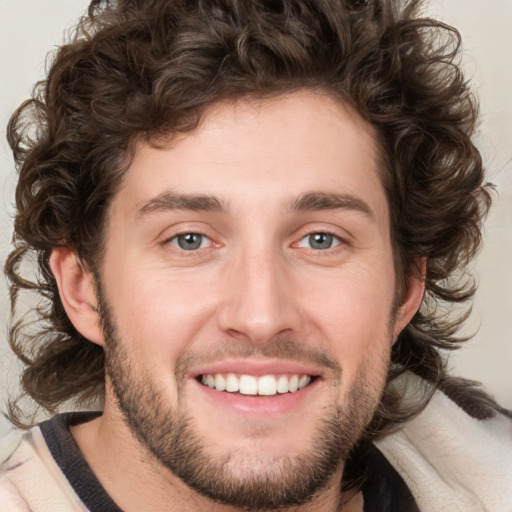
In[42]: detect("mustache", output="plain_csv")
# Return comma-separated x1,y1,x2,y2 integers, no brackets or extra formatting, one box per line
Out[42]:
174,338,342,383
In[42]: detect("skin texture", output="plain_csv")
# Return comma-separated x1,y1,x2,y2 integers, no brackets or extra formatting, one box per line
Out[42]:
50,91,424,511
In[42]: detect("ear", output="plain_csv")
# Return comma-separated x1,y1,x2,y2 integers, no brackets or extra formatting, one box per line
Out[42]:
49,247,105,346
392,257,426,340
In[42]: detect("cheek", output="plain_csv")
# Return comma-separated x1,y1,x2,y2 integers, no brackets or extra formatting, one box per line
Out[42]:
103,260,220,359
300,266,396,379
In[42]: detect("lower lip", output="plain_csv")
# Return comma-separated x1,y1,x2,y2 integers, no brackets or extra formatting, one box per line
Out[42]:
192,378,320,416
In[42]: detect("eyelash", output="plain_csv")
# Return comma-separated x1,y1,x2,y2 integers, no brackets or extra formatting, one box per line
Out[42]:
163,231,213,252
295,232,343,251
162,230,346,256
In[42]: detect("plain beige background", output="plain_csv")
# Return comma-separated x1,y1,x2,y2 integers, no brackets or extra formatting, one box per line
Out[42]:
0,0,511,437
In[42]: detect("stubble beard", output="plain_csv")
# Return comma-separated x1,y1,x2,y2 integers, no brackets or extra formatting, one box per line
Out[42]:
98,291,389,510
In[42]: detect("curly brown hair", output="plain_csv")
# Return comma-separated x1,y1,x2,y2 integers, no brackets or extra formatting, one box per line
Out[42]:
5,0,507,431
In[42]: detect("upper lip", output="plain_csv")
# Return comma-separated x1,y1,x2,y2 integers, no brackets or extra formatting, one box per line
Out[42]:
189,358,324,379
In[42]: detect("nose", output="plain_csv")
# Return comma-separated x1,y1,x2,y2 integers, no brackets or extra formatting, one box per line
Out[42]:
216,247,302,344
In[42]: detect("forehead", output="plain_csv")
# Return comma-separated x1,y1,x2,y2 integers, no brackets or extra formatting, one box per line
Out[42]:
112,91,387,221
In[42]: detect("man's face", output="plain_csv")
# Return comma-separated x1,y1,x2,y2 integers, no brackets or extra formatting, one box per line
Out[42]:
96,91,411,509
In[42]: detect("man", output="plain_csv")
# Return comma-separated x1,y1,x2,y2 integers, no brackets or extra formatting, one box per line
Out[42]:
1,0,511,511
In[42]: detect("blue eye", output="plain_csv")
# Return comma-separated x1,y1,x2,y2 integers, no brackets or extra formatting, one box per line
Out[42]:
298,232,341,250
169,233,210,251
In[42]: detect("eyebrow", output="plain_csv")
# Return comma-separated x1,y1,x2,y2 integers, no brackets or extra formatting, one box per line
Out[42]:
288,191,375,219
136,191,228,220
135,190,375,221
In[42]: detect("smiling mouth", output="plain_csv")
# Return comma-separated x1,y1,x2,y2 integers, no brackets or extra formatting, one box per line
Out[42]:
198,373,315,396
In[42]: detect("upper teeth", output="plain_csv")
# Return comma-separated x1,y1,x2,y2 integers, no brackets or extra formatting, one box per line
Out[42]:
201,373,312,396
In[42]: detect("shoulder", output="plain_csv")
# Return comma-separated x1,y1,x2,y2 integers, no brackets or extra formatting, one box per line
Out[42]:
375,381,512,512
0,422,86,512
0,429,30,511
